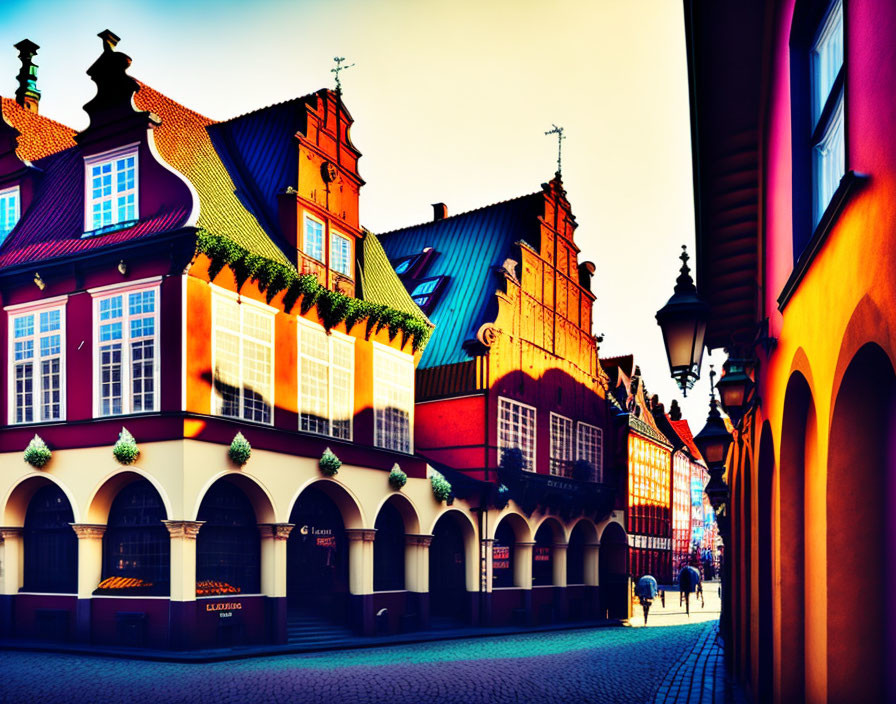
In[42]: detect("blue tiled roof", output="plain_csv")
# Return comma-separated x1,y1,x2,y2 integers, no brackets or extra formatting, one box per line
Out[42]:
209,97,309,247
378,193,542,368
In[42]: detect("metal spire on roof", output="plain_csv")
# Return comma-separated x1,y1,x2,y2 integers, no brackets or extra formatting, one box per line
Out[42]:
331,56,355,96
545,124,565,176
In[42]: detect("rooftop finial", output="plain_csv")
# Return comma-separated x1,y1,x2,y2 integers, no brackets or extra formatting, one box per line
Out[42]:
14,39,40,113
545,123,565,176
98,29,120,52
331,56,355,96
674,244,698,295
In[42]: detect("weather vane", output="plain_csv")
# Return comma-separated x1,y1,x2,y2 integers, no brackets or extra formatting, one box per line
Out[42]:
331,56,355,96
545,124,565,175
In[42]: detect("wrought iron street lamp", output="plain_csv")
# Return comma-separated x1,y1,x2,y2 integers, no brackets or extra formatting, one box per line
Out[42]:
714,357,754,427
693,367,734,479
656,245,710,395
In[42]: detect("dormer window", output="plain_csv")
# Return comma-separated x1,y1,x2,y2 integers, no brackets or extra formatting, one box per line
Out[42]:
409,276,448,314
84,145,138,235
0,185,20,242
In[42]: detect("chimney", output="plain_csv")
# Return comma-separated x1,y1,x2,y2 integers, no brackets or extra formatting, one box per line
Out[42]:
432,203,447,221
14,39,40,113
669,399,682,421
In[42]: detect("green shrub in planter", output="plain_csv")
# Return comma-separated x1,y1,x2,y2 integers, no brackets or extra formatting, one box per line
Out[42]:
430,470,452,503
319,447,342,476
113,427,140,465
229,432,252,466
23,435,52,469
388,464,407,490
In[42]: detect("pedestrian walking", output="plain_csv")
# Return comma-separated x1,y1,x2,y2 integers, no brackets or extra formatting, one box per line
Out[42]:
635,575,659,625
678,565,702,616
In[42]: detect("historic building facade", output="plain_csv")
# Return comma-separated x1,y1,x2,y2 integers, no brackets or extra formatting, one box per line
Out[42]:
379,177,630,623
686,0,896,701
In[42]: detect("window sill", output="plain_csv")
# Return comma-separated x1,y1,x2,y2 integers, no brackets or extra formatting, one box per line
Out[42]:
777,170,868,311
82,219,139,239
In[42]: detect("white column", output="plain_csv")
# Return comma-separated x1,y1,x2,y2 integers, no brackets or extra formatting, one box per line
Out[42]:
481,538,494,593
163,520,204,601
258,523,293,597
405,534,432,593
515,541,535,589
70,524,106,598
552,543,568,587
0,528,23,594
585,541,600,586
346,528,376,595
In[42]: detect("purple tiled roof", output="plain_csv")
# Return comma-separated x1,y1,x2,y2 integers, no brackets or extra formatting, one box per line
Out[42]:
0,145,190,269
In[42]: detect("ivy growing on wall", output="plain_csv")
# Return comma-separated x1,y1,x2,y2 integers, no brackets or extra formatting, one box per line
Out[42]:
195,231,432,351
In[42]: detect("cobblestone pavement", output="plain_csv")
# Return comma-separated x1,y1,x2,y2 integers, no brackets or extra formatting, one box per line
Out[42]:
1,622,734,704
654,623,747,704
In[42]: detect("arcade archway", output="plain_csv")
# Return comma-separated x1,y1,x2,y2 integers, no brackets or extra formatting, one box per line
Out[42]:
599,521,628,619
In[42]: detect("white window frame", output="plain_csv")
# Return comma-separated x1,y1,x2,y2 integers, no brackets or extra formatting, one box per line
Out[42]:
303,211,325,263
297,317,355,440
330,230,352,276
549,412,573,477
809,0,845,227
373,341,415,453
90,279,161,417
83,143,139,235
210,286,276,425
497,397,537,472
576,421,604,482
0,185,21,241
6,297,67,425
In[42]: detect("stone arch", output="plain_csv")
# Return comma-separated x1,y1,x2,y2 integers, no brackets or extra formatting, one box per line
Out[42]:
373,492,421,535
286,477,364,530
778,371,816,703
86,467,173,525
532,515,566,545
567,518,599,586
488,510,533,543
826,342,895,702
755,421,775,703
192,470,276,524
1,472,80,526
429,508,479,622
532,516,565,587
598,521,628,619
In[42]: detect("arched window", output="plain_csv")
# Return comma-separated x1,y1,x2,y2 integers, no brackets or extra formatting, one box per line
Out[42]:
24,485,77,593
374,502,406,591
492,522,516,588
100,480,169,595
196,481,260,595
532,525,554,586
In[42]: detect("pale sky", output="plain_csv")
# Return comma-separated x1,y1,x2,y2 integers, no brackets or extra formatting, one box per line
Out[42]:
0,0,721,426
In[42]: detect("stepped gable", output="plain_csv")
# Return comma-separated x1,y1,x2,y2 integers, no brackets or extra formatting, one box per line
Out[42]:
378,192,543,368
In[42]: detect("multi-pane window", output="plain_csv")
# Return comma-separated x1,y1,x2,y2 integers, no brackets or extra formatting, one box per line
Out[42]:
0,185,20,241
9,304,65,424
373,346,414,453
331,232,352,276
212,292,274,424
304,215,324,262
549,413,573,477
576,422,604,482
85,146,138,233
298,320,354,439
498,397,536,471
94,286,158,416
410,277,446,313
810,0,844,227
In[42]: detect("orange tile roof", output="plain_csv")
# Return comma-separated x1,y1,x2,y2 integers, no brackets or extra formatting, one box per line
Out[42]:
670,418,704,463
0,97,76,161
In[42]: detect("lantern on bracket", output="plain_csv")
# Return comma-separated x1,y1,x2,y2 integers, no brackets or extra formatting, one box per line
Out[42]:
656,245,710,395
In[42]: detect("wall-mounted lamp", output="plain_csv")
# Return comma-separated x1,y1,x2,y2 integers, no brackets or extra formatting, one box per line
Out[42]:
117,259,128,276
33,272,45,290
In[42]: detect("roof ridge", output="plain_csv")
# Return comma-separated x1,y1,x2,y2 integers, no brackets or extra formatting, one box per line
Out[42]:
133,80,214,124
217,93,316,126
377,190,542,238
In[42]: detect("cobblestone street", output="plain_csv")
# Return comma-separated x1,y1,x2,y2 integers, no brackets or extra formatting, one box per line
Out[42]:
0,618,746,704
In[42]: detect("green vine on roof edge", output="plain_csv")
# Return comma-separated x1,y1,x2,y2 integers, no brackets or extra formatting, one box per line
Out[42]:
195,230,432,352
